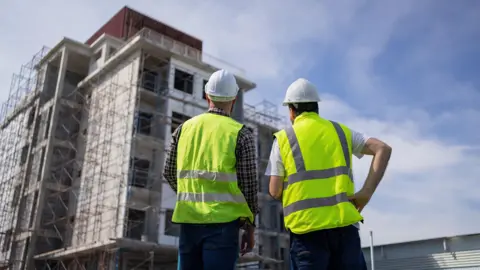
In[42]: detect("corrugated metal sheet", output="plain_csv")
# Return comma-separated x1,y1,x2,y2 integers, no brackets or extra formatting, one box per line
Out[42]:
367,249,480,270
442,267,480,270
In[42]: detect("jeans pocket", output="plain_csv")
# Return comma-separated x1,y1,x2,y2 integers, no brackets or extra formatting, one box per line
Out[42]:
204,223,239,250
290,236,313,263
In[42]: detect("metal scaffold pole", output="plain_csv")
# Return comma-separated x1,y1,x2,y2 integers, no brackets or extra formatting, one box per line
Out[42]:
370,230,375,270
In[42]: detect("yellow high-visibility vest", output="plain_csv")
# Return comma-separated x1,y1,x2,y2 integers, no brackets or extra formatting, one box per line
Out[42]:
274,112,363,234
172,113,254,224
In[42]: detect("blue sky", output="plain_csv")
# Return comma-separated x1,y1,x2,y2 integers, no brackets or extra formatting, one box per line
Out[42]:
0,0,479,246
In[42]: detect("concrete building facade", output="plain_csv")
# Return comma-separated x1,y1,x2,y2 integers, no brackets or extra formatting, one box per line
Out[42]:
0,6,289,270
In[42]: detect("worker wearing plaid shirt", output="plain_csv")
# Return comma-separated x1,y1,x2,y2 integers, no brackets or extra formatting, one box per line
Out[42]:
163,69,258,270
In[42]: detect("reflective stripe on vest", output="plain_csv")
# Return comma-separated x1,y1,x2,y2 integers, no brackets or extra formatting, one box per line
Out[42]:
282,122,353,191
176,170,246,204
283,121,352,217
177,170,238,182
177,192,247,204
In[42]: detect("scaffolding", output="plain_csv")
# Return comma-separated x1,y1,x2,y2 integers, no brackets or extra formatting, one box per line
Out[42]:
29,44,210,269
30,49,176,269
0,46,50,270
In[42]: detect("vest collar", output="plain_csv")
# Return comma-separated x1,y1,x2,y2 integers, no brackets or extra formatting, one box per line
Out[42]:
208,107,230,117
293,112,320,125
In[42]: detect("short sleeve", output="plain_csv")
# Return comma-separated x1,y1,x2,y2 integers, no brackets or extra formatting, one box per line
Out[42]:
351,129,370,159
264,139,285,177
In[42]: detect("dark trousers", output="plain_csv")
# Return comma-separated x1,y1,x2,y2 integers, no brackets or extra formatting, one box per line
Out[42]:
290,225,368,270
177,220,239,270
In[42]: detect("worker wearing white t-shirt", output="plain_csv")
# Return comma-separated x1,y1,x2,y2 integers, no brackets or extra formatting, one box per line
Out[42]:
266,78,392,270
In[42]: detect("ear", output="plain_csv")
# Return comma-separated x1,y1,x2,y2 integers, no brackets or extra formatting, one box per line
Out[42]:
206,95,213,108
288,106,295,121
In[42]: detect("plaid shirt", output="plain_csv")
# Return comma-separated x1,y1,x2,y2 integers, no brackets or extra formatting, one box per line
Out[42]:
163,107,259,227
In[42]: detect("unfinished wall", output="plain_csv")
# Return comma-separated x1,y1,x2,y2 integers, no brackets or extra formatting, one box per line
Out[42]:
72,50,140,246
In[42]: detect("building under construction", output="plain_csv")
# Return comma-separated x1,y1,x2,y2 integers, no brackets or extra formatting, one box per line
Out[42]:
0,6,289,270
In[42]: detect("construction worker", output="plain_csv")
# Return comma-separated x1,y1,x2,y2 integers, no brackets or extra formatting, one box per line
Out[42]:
163,69,258,270
266,78,392,270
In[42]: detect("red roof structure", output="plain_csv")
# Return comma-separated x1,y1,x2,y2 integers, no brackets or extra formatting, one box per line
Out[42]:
86,6,203,52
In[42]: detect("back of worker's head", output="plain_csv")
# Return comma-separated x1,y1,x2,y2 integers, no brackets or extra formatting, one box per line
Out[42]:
283,78,321,122
204,69,239,112
204,69,239,113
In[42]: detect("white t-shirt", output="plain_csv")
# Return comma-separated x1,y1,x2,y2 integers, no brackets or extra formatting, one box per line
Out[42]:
265,129,369,229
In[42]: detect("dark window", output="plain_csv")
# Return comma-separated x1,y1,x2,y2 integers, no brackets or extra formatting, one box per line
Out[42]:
171,112,190,134
130,158,150,188
270,236,278,258
164,209,180,237
280,247,285,260
108,47,117,58
1,229,12,252
37,148,46,181
137,112,153,135
20,144,29,165
45,107,53,139
202,79,208,100
279,212,286,232
93,50,102,61
125,209,145,240
12,185,21,207
29,191,39,228
21,237,30,269
27,107,36,127
141,69,159,92
174,69,194,94
270,204,278,229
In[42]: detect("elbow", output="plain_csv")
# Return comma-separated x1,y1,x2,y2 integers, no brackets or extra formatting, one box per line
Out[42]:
382,143,392,154
380,143,392,159
268,176,284,200
269,191,282,200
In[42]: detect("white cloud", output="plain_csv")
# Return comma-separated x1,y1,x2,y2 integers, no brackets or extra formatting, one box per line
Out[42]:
0,0,478,248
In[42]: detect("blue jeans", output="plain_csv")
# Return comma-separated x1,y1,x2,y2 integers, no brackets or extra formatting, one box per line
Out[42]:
177,220,239,270
290,225,367,270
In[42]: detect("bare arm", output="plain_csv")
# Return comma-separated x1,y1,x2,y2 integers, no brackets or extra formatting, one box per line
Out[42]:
269,176,284,200
360,137,392,196
267,139,284,200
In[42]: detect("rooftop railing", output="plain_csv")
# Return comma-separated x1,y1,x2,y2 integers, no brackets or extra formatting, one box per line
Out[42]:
138,28,246,76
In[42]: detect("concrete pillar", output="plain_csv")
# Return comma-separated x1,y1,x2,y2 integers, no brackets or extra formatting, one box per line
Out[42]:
232,89,244,123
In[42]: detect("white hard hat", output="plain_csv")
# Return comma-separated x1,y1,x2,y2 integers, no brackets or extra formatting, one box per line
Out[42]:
282,78,321,106
204,69,239,102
